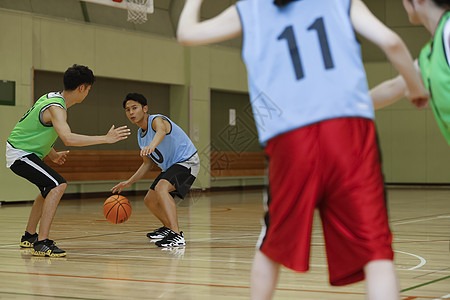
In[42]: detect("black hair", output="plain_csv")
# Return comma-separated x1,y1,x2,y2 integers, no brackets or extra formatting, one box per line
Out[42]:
123,93,148,108
63,64,95,90
432,0,450,8
274,0,297,7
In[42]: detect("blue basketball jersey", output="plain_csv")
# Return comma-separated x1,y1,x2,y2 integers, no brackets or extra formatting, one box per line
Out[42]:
138,114,197,171
236,0,374,144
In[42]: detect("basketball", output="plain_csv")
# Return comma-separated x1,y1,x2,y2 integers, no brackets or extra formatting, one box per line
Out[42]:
103,194,132,224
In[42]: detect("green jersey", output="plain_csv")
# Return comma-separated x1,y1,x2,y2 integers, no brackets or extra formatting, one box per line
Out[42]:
419,11,450,145
7,92,66,159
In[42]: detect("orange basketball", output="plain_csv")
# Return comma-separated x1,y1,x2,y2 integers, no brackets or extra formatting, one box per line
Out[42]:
103,195,131,224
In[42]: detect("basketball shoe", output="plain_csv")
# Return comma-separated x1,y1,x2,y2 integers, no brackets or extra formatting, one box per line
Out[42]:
147,226,171,239
32,239,66,257
155,230,185,247
20,231,38,248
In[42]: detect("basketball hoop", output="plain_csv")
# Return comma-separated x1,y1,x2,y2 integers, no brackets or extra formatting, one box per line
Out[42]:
126,0,152,24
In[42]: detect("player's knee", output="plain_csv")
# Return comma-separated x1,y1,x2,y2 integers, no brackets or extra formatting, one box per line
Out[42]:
41,181,67,198
57,182,67,192
154,182,171,195
144,193,153,204
144,190,157,203
51,182,67,195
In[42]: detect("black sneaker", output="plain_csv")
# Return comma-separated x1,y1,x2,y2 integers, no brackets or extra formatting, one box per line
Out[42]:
155,230,185,247
147,226,171,239
20,232,38,248
32,239,66,257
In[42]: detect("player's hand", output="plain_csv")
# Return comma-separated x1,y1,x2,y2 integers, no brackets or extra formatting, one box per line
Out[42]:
410,95,429,109
105,125,131,143
140,145,155,157
406,84,429,109
50,150,69,165
111,180,131,194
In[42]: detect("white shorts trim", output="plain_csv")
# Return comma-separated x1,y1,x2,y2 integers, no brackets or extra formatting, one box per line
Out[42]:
178,153,200,177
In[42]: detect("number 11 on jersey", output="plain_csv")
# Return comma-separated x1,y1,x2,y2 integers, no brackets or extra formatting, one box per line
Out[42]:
278,17,335,80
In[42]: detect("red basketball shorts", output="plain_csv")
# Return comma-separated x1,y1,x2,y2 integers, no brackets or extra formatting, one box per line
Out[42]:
259,117,394,286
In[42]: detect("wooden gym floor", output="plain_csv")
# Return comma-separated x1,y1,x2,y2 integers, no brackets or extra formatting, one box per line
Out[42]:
0,187,448,299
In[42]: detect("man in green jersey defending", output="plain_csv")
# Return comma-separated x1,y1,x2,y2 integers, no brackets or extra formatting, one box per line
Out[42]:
371,0,450,144
6,64,130,257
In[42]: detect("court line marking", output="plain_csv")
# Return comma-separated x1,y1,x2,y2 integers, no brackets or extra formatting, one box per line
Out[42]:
395,250,427,270
400,275,450,293
0,291,100,300
392,216,449,226
392,213,449,223
0,270,436,298
395,239,449,243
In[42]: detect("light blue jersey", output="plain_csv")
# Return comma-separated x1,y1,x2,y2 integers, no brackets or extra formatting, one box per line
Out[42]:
138,114,197,172
236,0,374,145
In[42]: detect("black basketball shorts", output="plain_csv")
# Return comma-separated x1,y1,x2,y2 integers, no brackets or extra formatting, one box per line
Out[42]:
150,154,199,199
10,153,66,198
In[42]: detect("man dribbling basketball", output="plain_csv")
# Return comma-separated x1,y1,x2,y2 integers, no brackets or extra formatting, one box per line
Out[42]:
111,93,199,248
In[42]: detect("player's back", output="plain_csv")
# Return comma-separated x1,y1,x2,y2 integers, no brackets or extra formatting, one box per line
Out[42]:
8,92,66,158
236,0,373,144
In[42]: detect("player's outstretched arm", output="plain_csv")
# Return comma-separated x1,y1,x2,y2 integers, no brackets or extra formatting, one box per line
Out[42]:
48,106,130,146
370,75,407,110
111,156,153,193
351,0,428,109
371,61,428,110
177,0,242,46
140,117,170,157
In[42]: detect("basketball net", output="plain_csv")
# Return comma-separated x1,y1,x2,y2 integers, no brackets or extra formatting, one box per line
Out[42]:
126,0,152,24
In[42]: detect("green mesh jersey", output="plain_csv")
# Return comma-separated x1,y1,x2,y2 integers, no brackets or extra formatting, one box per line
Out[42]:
419,11,450,145
7,92,66,159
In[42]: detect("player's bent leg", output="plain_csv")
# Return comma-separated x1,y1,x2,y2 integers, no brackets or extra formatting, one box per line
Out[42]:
31,183,67,257
144,189,166,224
251,250,280,300
10,153,67,249
37,182,67,241
144,190,169,239
154,179,178,233
153,180,187,248
364,259,399,300
25,194,45,234
20,194,45,248
144,189,174,240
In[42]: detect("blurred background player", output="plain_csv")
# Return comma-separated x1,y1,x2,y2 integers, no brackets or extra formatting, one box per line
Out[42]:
371,0,449,144
7,64,130,257
177,0,428,299
111,93,199,248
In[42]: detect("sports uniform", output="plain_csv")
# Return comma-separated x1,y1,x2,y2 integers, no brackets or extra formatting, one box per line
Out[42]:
236,0,393,286
139,114,199,199
418,11,450,145
6,92,67,197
